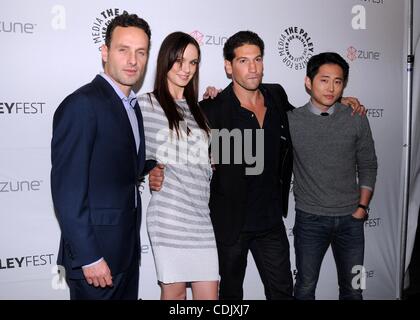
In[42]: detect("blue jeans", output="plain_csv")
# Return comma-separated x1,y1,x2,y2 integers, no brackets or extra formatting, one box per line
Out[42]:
293,209,365,300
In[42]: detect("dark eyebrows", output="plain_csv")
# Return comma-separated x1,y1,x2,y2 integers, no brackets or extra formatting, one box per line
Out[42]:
319,75,343,81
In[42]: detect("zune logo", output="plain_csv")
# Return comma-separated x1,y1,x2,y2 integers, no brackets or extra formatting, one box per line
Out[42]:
0,180,42,193
347,46,381,62
190,30,228,46
91,8,128,51
0,20,36,34
190,30,205,45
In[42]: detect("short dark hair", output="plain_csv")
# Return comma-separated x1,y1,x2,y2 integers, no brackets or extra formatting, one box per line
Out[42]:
306,52,349,84
223,30,264,62
105,12,151,48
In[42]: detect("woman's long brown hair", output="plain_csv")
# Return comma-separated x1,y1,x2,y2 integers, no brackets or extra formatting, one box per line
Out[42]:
152,31,210,137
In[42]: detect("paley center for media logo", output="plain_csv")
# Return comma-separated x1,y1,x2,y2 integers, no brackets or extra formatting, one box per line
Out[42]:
91,8,128,51
278,27,315,71
190,30,228,46
347,46,381,62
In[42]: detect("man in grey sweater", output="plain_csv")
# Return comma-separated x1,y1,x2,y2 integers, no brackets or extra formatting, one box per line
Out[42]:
287,52,377,300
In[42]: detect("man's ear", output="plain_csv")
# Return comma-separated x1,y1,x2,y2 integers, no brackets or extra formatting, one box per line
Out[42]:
224,60,233,76
101,44,108,64
304,76,312,92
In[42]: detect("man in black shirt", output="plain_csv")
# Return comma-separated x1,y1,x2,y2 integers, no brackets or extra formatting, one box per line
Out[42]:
200,31,294,300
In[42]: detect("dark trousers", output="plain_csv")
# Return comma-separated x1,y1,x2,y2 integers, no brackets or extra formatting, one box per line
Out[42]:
293,209,365,300
217,224,293,300
67,260,139,300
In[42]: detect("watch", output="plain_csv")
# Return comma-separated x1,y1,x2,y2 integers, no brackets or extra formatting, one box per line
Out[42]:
358,204,370,213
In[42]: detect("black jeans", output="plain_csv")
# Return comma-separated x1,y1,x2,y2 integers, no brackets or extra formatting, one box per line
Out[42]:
217,223,293,300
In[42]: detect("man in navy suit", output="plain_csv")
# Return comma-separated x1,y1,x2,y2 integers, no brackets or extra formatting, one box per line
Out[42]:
51,13,151,300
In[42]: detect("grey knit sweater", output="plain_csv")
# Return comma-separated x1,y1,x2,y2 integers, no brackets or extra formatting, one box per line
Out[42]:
287,102,378,216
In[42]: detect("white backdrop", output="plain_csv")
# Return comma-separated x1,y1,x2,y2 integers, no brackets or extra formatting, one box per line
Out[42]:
0,0,409,299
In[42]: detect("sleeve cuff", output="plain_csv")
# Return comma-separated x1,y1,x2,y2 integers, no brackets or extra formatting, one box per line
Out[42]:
82,257,104,269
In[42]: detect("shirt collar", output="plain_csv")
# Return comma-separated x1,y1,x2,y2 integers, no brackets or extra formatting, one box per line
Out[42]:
100,72,137,107
227,82,273,111
308,100,336,115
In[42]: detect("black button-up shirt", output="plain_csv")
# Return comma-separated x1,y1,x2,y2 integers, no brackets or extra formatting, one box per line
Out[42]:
232,87,285,232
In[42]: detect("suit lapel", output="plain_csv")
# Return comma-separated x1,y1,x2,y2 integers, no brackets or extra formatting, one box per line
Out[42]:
133,101,145,174
92,75,138,169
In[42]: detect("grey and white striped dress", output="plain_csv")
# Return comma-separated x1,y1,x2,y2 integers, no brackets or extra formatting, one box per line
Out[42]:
139,93,218,284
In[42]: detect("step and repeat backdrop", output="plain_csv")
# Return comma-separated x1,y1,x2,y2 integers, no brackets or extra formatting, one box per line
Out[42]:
0,0,406,299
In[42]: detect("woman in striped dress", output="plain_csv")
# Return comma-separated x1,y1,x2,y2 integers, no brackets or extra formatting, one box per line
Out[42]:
138,32,218,300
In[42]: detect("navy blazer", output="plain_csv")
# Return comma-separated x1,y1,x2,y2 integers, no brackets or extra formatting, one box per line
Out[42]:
51,75,146,279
